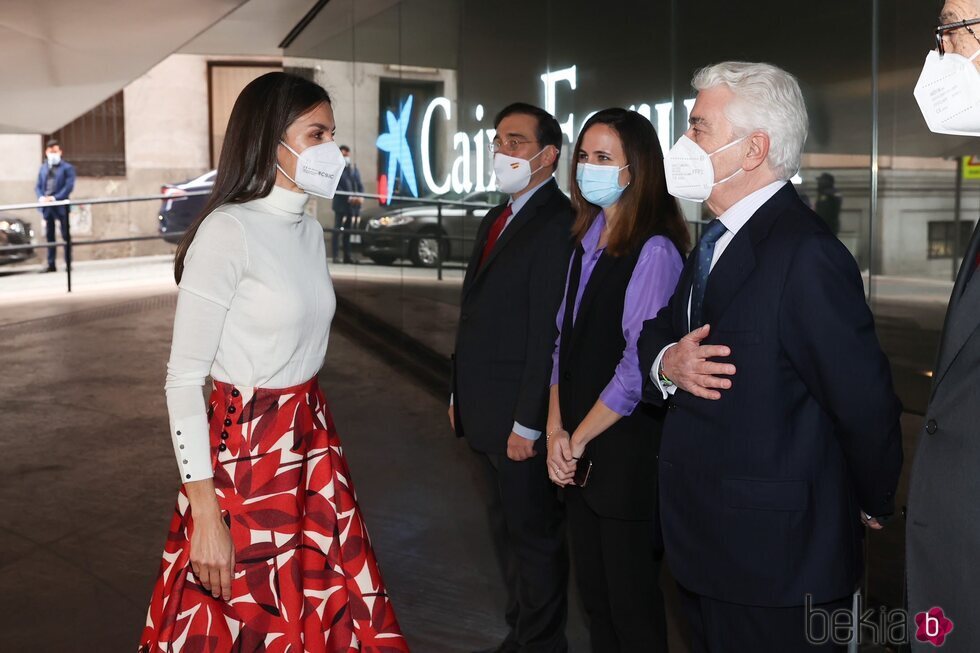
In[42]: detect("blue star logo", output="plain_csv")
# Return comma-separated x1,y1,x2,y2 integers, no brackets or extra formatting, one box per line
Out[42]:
376,95,418,203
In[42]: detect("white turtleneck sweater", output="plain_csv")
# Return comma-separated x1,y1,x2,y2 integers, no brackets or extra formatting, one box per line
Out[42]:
165,184,335,483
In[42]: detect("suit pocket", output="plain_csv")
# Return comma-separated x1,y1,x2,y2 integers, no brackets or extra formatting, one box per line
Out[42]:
723,477,808,512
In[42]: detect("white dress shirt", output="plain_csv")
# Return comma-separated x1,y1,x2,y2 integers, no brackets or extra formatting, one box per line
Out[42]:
651,180,788,398
166,185,335,482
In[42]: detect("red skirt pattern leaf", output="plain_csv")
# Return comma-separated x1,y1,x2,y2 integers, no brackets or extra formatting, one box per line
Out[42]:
139,377,408,652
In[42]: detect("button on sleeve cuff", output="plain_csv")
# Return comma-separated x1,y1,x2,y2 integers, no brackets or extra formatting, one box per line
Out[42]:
170,414,214,482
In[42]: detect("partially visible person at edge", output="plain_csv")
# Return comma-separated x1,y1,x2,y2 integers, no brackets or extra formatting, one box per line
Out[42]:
907,1,980,649
34,138,76,273
450,102,574,653
546,108,687,652
138,72,408,652
637,61,903,652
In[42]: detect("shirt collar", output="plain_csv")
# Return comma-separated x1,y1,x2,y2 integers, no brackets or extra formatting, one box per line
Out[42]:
251,184,310,221
717,180,787,237
581,210,606,253
508,176,553,216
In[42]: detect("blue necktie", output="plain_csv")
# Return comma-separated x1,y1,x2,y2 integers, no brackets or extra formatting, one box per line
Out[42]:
689,219,728,331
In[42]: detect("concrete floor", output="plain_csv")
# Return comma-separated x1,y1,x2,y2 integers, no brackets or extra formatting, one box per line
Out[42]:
0,284,606,652
0,255,923,651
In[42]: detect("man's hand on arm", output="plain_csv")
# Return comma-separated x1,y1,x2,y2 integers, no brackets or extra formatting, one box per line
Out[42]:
659,324,736,400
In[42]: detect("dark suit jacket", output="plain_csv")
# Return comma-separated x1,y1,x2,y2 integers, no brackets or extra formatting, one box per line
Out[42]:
332,165,364,215
637,184,903,607
907,219,980,651
452,178,574,454
35,161,76,219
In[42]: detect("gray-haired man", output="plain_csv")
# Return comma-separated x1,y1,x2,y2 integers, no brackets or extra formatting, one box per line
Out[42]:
638,61,903,652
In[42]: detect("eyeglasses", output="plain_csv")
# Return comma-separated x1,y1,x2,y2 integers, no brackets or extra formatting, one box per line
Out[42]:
935,17,980,56
488,138,538,154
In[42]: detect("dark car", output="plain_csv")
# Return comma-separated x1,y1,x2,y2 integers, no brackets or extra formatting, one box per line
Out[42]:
158,170,215,244
360,190,503,267
0,214,37,264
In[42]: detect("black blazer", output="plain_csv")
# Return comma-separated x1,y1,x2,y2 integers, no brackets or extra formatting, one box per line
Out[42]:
332,165,364,215
452,178,574,454
558,240,668,521
907,216,980,649
637,184,903,607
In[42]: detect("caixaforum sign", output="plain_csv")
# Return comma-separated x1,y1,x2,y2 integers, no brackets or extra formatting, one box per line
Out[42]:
376,65,695,203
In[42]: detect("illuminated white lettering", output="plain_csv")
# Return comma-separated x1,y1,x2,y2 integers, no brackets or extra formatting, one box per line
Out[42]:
451,132,472,194
421,96,452,194
541,66,577,142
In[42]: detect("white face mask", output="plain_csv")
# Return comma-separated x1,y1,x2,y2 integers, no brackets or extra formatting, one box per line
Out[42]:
493,149,546,194
46,152,61,166
277,140,346,198
663,135,745,202
914,48,980,136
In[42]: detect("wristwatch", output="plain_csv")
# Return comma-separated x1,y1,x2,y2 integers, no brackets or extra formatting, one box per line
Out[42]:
658,359,675,389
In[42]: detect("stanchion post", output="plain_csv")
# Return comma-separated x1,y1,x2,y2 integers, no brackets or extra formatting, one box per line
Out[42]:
437,202,444,282
65,217,73,293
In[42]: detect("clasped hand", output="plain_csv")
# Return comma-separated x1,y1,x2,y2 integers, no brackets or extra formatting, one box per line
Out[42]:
547,429,583,486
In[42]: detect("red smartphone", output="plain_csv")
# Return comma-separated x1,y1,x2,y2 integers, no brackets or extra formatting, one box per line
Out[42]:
573,457,593,487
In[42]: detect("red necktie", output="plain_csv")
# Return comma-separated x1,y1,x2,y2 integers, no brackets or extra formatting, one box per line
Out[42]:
479,205,513,269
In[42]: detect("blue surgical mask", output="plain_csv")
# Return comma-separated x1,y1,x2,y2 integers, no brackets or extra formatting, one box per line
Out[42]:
576,162,629,207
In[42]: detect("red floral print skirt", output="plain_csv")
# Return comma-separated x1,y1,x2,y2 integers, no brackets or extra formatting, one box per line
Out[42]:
139,377,408,652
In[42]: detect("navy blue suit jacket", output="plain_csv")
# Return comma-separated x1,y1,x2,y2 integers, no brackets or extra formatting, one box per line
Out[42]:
637,183,903,607
332,165,364,215
35,161,76,219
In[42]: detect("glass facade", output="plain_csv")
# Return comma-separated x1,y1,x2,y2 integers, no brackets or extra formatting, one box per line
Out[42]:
282,0,979,611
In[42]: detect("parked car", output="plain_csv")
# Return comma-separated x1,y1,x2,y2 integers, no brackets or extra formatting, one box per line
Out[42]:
158,170,215,244
360,190,503,267
0,214,37,264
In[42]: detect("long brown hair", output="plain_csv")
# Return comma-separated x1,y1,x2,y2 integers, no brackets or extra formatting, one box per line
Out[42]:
173,72,331,282
570,108,690,257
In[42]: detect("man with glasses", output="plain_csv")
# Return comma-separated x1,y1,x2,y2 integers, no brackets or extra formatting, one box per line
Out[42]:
450,102,573,653
908,3,980,650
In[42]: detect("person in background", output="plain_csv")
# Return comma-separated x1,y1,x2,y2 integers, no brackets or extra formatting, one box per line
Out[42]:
34,138,76,272
814,172,841,236
450,102,573,653
907,1,980,649
332,144,364,264
546,108,687,652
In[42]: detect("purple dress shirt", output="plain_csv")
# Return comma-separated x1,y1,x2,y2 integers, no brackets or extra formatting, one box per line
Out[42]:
550,211,683,416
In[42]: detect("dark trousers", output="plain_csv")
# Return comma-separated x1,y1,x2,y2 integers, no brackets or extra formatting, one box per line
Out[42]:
475,450,569,653
43,210,71,269
565,488,667,652
333,211,354,261
677,584,851,652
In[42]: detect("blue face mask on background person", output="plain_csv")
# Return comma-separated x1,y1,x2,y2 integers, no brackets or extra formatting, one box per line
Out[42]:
576,162,629,207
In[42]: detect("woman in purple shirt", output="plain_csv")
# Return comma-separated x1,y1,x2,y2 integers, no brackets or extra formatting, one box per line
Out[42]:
545,108,689,651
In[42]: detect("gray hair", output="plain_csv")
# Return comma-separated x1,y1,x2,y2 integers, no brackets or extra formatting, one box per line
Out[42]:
692,61,808,180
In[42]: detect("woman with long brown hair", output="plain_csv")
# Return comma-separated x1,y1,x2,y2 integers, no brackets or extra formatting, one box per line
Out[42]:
139,72,407,652
545,108,689,651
